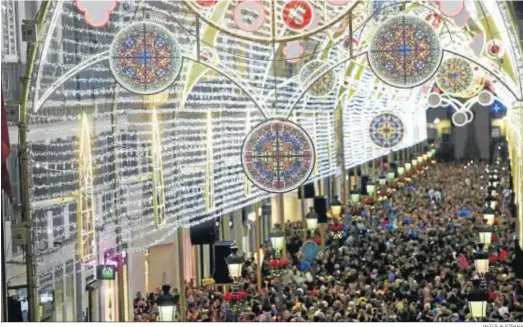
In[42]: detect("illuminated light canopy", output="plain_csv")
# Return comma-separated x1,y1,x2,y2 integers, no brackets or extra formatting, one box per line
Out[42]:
439,0,465,17
478,90,495,106
486,39,504,59
233,0,266,32
241,119,315,193
427,92,442,108
196,0,219,7
108,21,182,95
299,60,337,98
452,111,468,127
281,0,314,31
436,57,474,96
328,0,351,5
283,41,305,64
77,112,96,262
75,0,117,27
368,15,442,88
369,113,405,148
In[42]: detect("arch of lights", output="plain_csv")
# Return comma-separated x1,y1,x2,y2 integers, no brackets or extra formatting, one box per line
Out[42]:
14,0,523,283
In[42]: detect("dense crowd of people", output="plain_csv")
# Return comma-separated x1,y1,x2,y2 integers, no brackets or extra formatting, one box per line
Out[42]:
134,159,523,322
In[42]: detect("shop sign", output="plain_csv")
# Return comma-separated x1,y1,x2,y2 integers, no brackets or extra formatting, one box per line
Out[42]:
103,248,127,271
96,265,116,280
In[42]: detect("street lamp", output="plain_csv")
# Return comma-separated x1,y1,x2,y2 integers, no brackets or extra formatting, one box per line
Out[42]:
405,163,412,171
485,195,497,209
478,225,493,246
270,227,285,257
487,186,498,197
387,170,395,181
468,277,487,319
226,246,244,280
350,192,360,204
366,182,376,197
378,174,387,186
489,177,499,188
411,159,418,167
305,207,318,235
330,196,343,219
482,207,495,225
474,246,489,275
397,167,405,176
157,284,178,322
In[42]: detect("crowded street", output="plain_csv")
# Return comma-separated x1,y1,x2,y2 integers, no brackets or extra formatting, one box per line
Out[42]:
132,160,522,322
2,0,523,324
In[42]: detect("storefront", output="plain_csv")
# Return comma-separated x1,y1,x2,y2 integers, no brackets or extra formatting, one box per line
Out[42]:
102,248,130,321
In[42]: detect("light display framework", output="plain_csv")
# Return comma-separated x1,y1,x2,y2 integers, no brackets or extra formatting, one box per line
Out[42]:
10,0,522,290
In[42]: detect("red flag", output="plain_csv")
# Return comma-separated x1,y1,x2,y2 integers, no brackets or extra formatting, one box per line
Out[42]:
1,90,13,201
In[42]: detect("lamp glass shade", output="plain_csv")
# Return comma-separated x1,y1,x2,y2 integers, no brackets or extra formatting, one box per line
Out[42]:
468,301,487,318
158,298,177,322
366,184,376,195
306,217,318,230
418,155,424,162
412,159,418,167
228,262,243,278
474,258,489,274
378,177,387,185
489,201,497,209
479,231,492,246
351,193,360,203
387,172,395,180
397,167,405,176
483,214,495,225
270,235,285,252
405,163,412,171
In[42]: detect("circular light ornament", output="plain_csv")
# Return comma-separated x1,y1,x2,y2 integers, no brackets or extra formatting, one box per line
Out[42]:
196,0,219,7
478,90,495,106
241,119,315,193
369,112,405,148
283,40,304,64
233,0,266,32
282,0,314,31
452,111,468,126
299,60,337,98
328,0,351,5
486,39,504,58
109,21,182,95
368,15,442,88
427,92,442,108
199,47,217,65
436,57,474,96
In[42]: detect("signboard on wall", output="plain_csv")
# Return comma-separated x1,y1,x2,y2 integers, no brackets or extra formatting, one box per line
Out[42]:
103,248,127,271
96,265,115,280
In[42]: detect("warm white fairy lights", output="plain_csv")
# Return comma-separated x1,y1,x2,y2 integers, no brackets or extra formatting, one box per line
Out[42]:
28,0,350,282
